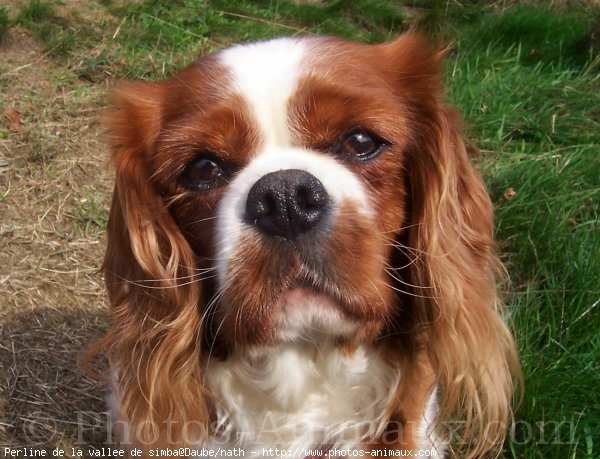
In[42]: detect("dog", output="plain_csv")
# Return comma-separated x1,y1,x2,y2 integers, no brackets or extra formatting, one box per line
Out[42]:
93,32,520,458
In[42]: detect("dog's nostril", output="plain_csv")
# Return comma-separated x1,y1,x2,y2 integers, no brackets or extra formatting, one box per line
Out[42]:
296,186,312,209
258,192,277,217
303,184,328,209
245,169,330,240
296,185,327,212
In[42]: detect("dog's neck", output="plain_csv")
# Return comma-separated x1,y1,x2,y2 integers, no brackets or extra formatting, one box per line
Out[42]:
203,341,402,455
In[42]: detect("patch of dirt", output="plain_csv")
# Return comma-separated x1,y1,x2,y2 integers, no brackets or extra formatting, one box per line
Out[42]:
0,26,112,456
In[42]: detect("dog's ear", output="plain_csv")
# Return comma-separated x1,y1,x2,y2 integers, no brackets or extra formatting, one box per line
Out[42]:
384,34,520,457
99,82,209,449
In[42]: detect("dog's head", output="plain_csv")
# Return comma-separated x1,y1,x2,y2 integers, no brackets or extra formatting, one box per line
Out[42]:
97,33,519,456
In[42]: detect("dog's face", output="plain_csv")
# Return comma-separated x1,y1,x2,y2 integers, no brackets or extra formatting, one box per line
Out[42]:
162,37,417,348
99,34,519,456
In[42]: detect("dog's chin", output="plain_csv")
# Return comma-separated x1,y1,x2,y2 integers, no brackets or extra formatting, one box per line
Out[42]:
274,285,359,344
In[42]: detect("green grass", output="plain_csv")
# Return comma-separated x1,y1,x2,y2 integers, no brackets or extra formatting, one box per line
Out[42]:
447,6,600,457
462,5,597,69
12,1,600,457
16,0,80,59
0,6,11,44
75,193,109,235
93,0,406,79
17,0,54,23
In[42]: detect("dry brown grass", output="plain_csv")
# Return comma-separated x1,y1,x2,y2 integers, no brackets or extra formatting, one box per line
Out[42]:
1,27,112,457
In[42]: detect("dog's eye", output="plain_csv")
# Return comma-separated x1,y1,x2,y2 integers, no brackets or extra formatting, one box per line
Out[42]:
334,129,387,161
181,157,223,190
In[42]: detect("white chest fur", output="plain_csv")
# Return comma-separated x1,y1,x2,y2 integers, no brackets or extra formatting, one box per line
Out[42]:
203,343,401,456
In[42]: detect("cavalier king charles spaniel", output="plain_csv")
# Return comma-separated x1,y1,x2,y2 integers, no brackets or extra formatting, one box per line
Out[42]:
92,33,520,458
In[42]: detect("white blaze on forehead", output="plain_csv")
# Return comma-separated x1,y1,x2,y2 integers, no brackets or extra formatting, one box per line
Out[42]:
218,37,308,147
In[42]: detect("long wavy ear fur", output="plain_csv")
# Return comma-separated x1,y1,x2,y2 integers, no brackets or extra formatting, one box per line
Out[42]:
89,82,209,449
386,34,521,457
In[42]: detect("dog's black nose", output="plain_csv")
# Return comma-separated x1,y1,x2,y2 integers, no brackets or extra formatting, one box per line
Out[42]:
245,169,330,240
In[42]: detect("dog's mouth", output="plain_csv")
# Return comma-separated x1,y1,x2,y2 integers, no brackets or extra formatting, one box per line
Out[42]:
275,280,359,343
211,251,366,349
212,212,394,350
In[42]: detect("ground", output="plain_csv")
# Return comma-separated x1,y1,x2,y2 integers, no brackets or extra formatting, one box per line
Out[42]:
0,24,109,458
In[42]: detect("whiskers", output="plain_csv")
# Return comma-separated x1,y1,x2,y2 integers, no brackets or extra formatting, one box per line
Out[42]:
202,274,236,374
378,234,437,299
115,265,218,290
